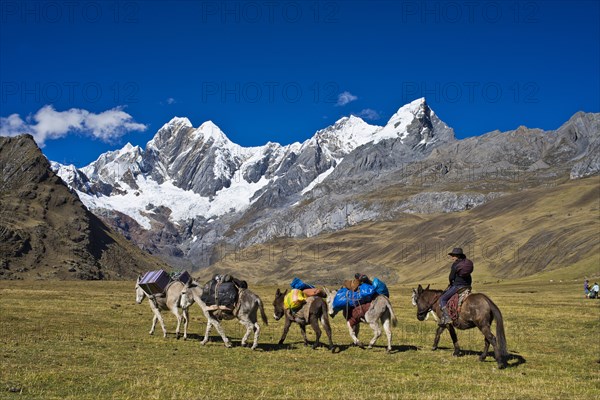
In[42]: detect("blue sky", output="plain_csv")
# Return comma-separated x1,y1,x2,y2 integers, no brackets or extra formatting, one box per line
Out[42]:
1,0,599,167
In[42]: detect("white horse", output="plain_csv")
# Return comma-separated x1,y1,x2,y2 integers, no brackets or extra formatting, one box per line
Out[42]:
412,288,439,322
324,288,397,352
135,277,189,339
180,280,268,350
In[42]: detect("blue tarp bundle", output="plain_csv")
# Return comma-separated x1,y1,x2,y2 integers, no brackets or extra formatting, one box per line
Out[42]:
290,277,315,290
332,284,376,312
372,277,390,297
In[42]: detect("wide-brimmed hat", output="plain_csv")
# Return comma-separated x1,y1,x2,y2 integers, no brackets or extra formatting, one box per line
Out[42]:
448,247,465,256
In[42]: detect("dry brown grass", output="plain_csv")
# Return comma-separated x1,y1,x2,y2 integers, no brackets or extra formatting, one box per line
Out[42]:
1,279,599,399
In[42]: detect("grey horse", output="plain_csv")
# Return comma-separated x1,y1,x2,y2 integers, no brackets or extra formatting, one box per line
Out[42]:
180,280,268,350
324,288,397,352
135,277,189,339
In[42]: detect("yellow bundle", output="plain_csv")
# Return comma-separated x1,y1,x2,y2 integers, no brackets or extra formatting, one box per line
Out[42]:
284,289,307,310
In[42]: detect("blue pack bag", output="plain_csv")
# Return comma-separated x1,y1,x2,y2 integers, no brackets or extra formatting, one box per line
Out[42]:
290,277,315,290
331,284,376,312
372,278,390,297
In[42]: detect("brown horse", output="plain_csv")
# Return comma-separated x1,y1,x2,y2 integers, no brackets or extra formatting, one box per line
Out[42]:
413,284,508,369
273,289,334,351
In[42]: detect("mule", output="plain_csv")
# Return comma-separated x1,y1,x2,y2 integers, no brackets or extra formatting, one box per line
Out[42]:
324,288,397,352
273,289,334,350
135,277,189,339
413,284,508,369
180,280,268,349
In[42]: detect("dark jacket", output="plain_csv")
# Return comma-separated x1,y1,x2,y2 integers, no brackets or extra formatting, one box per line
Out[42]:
449,258,473,287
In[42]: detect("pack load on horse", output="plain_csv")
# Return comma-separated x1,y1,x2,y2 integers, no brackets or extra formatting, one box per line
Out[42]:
324,274,397,352
181,277,268,349
283,277,326,312
138,269,192,296
200,274,248,319
273,277,333,350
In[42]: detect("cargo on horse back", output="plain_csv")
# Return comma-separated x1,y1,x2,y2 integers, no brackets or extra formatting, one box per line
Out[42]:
273,288,334,351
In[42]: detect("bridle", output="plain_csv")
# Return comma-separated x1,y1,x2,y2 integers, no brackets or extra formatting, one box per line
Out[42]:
416,290,441,319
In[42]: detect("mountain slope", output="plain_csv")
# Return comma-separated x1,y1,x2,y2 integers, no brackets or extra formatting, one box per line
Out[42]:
0,135,168,280
197,175,600,285
49,100,599,273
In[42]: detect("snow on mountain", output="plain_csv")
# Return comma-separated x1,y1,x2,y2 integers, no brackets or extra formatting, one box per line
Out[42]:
52,98,449,230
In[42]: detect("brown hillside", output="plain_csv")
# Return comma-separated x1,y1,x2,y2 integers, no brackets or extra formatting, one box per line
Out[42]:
0,135,168,280
197,175,600,285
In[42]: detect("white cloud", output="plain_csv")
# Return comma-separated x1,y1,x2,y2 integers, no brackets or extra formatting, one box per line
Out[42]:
0,105,147,147
166,97,176,105
354,108,382,121
336,91,358,106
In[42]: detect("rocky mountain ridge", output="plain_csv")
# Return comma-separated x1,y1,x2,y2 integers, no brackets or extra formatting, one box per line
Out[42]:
48,99,600,271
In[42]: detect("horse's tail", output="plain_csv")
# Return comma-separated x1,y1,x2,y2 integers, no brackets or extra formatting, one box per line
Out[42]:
257,298,268,326
487,297,508,358
386,297,398,328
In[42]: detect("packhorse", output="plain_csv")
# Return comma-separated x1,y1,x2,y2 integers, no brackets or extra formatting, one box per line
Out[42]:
135,277,189,340
413,284,508,369
272,288,334,351
180,280,268,349
324,287,397,352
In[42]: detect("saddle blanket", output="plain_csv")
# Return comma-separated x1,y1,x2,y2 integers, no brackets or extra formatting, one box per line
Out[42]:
448,287,471,321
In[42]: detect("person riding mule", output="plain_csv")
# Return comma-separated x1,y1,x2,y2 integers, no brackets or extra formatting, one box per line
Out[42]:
439,247,473,325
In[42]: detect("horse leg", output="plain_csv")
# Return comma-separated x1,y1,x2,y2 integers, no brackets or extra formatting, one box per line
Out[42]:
478,324,502,367
277,317,292,345
447,325,461,356
382,317,393,353
480,338,490,361
172,308,181,340
251,321,261,350
149,314,158,335
367,320,381,350
431,325,445,350
238,318,253,348
201,319,212,345
321,315,335,351
211,318,232,348
347,321,364,348
309,316,322,349
151,307,167,338
182,308,189,340
299,323,309,347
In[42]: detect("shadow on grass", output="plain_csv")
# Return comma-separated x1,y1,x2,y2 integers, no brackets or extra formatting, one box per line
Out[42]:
331,343,419,354
433,347,527,368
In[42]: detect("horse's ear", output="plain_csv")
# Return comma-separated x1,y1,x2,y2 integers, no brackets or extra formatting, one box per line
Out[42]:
417,284,422,293
283,289,288,295
276,288,281,296
425,284,430,290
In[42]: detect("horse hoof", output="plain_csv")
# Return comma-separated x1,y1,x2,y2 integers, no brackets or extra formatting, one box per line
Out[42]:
356,342,365,349
224,342,232,348
431,347,437,351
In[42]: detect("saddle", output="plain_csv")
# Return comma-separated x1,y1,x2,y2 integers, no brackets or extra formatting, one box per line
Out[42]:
447,286,471,322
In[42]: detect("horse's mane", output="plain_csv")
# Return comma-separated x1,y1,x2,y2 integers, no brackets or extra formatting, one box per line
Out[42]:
423,288,444,294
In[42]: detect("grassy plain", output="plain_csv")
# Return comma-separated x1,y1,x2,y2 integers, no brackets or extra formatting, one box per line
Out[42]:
1,279,599,399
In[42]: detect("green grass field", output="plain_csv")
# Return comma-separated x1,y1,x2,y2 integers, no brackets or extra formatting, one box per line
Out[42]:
1,279,599,399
